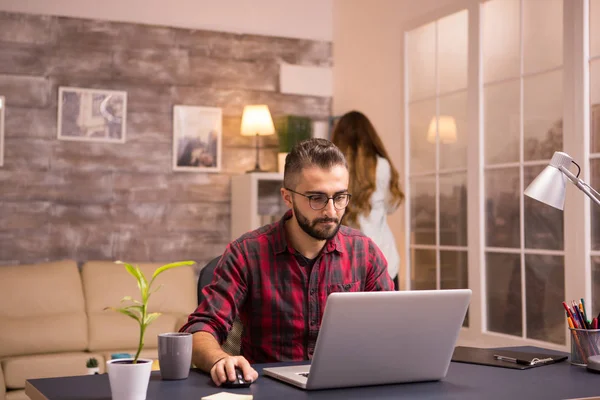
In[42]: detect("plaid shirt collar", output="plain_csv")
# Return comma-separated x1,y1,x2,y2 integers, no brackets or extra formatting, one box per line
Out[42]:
273,209,344,256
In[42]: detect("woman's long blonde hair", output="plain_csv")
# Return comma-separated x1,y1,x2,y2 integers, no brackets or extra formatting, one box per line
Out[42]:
331,111,404,227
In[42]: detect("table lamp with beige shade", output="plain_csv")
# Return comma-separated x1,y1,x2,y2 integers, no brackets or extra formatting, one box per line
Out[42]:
427,115,457,144
241,104,275,173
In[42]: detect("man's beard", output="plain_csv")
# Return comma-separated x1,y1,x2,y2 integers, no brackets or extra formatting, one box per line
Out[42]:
293,203,342,240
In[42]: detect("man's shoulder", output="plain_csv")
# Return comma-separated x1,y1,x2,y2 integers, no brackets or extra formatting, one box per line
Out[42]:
338,224,370,240
234,221,279,245
336,225,381,253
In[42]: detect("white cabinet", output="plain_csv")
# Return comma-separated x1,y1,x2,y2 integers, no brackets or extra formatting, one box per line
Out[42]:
230,172,286,241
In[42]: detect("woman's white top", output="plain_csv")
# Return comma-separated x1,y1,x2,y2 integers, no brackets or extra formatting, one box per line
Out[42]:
357,156,400,279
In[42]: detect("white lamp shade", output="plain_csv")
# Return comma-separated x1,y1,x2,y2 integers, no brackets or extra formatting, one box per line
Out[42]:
524,165,567,210
427,116,457,144
524,152,573,210
240,105,275,136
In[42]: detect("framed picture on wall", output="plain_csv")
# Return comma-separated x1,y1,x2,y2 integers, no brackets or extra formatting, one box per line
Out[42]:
57,87,127,143
0,96,4,167
172,105,222,173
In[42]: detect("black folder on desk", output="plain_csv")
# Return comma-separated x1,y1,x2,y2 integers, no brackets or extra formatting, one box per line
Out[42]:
451,346,568,370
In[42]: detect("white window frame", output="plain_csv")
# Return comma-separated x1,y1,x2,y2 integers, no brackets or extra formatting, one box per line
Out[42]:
403,0,589,351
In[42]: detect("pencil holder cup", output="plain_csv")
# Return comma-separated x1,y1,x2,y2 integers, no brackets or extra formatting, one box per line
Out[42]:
569,328,600,366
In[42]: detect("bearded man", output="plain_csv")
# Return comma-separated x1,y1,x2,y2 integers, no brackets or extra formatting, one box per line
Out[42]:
180,138,394,386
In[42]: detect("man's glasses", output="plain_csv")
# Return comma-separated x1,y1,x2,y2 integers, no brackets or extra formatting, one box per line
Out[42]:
285,188,351,210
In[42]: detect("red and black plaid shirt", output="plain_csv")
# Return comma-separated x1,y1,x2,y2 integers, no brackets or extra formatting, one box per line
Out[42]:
180,210,393,363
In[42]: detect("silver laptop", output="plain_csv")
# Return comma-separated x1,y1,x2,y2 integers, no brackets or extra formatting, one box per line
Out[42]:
263,289,472,390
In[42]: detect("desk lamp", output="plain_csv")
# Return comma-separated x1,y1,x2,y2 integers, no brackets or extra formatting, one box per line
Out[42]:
524,151,600,209
525,151,600,373
240,104,275,173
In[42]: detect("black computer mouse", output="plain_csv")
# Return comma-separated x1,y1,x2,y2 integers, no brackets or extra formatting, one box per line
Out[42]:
221,367,252,388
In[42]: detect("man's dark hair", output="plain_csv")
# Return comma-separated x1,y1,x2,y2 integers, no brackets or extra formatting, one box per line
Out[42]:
283,138,348,189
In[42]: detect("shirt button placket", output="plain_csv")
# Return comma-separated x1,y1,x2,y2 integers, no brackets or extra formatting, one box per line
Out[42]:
307,258,321,359
308,284,319,358
309,287,318,326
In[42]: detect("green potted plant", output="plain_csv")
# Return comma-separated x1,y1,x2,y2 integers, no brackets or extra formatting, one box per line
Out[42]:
275,115,312,172
105,260,195,400
86,357,99,375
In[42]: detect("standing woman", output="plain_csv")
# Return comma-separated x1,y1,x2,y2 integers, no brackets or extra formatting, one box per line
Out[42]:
332,111,404,289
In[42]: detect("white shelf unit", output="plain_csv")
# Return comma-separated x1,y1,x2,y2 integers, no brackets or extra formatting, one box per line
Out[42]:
230,172,285,241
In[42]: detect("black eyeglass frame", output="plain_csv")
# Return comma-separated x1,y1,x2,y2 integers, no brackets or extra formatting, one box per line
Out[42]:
284,187,352,210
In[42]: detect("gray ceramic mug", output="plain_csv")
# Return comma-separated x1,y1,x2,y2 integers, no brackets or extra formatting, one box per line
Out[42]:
158,332,193,380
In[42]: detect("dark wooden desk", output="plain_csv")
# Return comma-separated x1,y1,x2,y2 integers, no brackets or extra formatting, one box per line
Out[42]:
25,347,600,400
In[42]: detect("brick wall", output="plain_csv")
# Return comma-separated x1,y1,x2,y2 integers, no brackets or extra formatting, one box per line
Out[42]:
0,12,331,267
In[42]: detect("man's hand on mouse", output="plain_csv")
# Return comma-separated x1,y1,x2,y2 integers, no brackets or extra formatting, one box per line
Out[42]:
210,355,258,386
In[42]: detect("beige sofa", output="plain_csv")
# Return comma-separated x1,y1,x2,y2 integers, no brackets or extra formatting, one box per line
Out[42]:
0,260,197,400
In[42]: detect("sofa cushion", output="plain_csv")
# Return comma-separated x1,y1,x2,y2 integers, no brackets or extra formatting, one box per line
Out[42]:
175,314,190,333
6,390,29,400
0,261,88,358
88,312,180,351
81,261,197,352
1,352,104,390
0,314,87,359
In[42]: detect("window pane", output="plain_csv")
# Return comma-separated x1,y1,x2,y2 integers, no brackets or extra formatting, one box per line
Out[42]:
438,10,468,94
439,91,467,170
525,255,565,345
409,100,436,173
441,250,469,327
410,177,436,245
441,250,468,290
486,168,520,248
592,256,600,315
482,0,520,83
524,165,564,250
592,160,600,250
590,61,600,154
486,252,522,336
590,0,600,58
592,104,600,155
522,0,562,74
523,70,563,161
440,173,467,247
484,80,520,165
411,249,437,290
407,22,436,101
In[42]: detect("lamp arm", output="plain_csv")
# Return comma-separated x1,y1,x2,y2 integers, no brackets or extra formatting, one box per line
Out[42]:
559,165,600,208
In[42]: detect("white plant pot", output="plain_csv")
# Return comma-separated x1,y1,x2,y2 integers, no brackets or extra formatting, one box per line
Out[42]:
107,358,153,400
86,367,100,375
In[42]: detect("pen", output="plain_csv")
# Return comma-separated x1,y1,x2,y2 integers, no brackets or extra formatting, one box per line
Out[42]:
563,302,580,329
581,298,589,324
493,355,531,365
568,316,587,361
573,301,587,329
579,302,588,328
578,301,591,329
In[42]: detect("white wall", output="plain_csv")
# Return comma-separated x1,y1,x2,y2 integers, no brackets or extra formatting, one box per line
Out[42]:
0,0,332,41
333,0,466,289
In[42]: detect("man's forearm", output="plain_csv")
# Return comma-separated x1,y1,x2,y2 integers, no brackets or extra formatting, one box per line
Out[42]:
191,331,231,372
